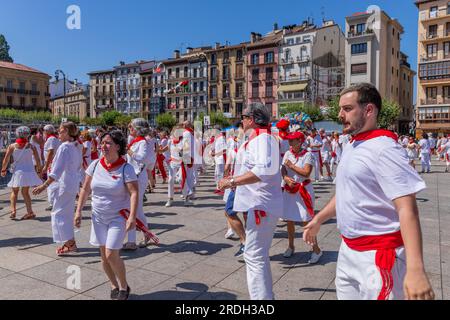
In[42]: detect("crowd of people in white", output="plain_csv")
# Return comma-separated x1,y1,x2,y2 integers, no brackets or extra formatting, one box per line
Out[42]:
0,83,441,301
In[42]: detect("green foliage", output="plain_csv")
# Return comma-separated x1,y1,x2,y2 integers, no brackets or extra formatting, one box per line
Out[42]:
326,96,341,123
114,114,133,128
0,108,55,123
0,34,13,63
209,111,232,128
101,111,122,126
279,102,324,122
82,117,104,126
156,113,177,130
379,99,401,129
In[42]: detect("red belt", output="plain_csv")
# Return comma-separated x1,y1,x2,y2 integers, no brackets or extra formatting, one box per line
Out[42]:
342,230,404,300
283,179,314,218
119,209,159,245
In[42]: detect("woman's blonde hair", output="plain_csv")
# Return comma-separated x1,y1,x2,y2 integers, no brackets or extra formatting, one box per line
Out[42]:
61,122,79,140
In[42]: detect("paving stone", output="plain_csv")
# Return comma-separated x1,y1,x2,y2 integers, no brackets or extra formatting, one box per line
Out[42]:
0,246,54,272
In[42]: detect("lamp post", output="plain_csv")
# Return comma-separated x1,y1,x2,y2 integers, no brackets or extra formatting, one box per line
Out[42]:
55,70,66,117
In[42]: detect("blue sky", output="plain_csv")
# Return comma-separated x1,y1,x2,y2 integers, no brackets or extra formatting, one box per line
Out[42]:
0,0,419,86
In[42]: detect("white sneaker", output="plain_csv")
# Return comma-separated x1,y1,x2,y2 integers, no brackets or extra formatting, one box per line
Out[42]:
283,247,294,258
308,251,323,264
225,228,236,239
320,176,325,181
180,195,185,199
165,200,172,207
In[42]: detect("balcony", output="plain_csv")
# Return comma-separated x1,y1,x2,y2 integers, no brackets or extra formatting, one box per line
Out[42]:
4,88,16,93
347,29,375,39
279,74,310,83
420,9,450,22
419,31,450,42
421,98,438,105
16,89,28,95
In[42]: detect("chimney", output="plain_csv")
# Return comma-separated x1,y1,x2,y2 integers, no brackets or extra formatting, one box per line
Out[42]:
214,42,220,49
256,33,262,41
120,61,125,66
251,32,256,43
174,50,180,59
73,79,78,89
273,22,279,31
186,47,193,54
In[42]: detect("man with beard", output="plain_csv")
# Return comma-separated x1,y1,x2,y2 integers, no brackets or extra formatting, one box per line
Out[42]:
303,83,434,300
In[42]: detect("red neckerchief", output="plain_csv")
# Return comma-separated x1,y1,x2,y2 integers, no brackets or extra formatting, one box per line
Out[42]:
16,138,28,147
100,156,126,171
351,129,398,143
185,128,194,135
290,147,307,159
244,126,272,150
45,134,57,142
127,136,146,150
172,137,182,145
279,130,288,140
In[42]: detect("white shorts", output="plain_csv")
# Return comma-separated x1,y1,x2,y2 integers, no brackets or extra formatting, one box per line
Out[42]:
321,151,331,164
90,214,127,250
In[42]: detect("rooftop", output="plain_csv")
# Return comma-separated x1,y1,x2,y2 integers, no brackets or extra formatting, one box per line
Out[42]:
0,61,50,77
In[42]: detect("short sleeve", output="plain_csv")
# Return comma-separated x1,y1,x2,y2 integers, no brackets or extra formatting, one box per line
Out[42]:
374,145,426,201
49,138,58,150
86,160,100,177
249,135,280,182
123,164,138,183
304,152,314,166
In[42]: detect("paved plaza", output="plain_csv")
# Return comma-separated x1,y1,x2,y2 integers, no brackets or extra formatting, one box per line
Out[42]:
0,161,448,300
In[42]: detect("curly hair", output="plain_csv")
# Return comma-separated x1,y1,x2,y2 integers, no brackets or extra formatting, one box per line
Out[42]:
101,130,127,156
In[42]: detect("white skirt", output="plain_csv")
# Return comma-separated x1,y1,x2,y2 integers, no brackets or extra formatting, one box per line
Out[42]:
7,169,42,188
281,186,315,222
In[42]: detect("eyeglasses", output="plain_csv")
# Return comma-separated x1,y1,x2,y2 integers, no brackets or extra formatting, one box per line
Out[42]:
241,114,252,120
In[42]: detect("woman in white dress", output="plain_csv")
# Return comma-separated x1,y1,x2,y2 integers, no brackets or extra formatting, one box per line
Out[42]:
33,122,82,256
407,136,418,169
1,126,42,220
75,130,138,300
124,118,151,250
281,131,322,264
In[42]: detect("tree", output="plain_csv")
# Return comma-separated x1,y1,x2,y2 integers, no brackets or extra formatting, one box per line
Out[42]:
209,111,231,128
379,99,401,129
326,96,342,123
114,114,133,129
0,34,13,63
279,102,324,122
156,113,177,130
101,111,122,126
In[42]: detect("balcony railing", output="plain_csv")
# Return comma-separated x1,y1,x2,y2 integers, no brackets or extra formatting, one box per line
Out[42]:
347,29,374,38
4,88,16,93
421,98,438,105
279,75,310,82
420,9,450,21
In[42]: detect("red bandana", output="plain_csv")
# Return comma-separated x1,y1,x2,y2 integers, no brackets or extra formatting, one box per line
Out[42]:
16,138,28,147
279,130,289,140
127,136,146,150
185,128,194,135
290,147,308,159
244,126,272,150
100,156,126,171
351,129,398,143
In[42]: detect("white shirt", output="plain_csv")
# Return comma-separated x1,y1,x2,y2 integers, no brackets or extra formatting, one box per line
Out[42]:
282,150,314,185
339,134,351,148
443,141,450,156
418,139,430,154
30,140,42,166
307,134,322,152
83,141,92,166
160,138,170,160
145,137,157,165
44,136,61,172
321,135,331,153
48,141,82,195
169,140,183,165
233,133,283,217
86,160,137,223
336,136,426,239
429,137,437,149
126,139,149,175
214,135,227,165
182,130,195,165
331,139,342,158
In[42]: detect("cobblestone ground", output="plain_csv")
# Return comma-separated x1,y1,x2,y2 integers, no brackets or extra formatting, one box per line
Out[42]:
0,161,448,300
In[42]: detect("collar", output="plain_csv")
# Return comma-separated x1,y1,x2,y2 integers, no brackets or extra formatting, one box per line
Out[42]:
184,128,194,135
45,134,57,142
100,156,126,171
290,147,307,159
351,129,398,143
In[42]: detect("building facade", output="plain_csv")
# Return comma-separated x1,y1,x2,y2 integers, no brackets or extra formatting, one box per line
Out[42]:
247,31,282,119
0,61,51,111
114,62,141,115
150,62,166,127
52,83,90,120
207,43,247,119
345,9,415,133
87,69,115,118
416,0,450,136
139,60,156,123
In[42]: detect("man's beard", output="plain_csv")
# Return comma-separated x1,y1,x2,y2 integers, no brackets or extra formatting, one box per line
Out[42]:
343,116,366,135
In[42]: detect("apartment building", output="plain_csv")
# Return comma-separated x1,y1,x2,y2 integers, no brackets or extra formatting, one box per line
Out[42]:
150,62,166,127
0,61,50,111
139,60,156,123
416,0,450,136
52,82,90,120
206,43,247,119
114,61,141,115
87,69,115,118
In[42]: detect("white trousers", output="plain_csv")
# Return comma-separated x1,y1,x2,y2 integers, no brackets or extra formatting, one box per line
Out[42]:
51,189,77,243
168,162,181,199
310,152,321,181
182,165,195,198
244,209,278,300
335,241,406,300
215,163,225,188
127,170,148,243
47,181,59,205
421,153,431,172
330,157,339,175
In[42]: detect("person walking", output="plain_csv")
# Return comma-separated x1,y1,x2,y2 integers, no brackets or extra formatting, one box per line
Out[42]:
75,130,138,300
33,122,82,256
303,83,434,300
418,133,431,174
1,126,42,220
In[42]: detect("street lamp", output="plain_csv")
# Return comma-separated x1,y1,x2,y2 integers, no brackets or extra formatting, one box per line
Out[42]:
55,70,66,117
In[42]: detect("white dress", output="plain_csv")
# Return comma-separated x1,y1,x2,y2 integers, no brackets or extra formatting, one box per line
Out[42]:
281,150,315,222
8,146,42,188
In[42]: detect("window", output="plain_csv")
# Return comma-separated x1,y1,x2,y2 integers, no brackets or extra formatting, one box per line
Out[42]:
351,43,367,54
265,103,273,116
252,83,259,98
184,96,188,108
236,103,243,116
265,82,273,97
351,63,367,75
251,53,259,65
223,84,230,98
223,51,229,62
266,67,273,81
427,43,438,59
430,6,438,18
426,87,437,99
236,83,244,98
443,86,450,99
193,68,198,78
447,22,450,36
222,66,230,80
7,96,13,106
223,104,230,113
211,67,217,80
184,111,188,120
19,81,26,90
265,52,274,64
284,48,291,61
286,38,295,45
236,64,244,78
20,97,25,107
176,68,180,78
184,67,188,77
193,82,198,92
429,25,438,38
236,49,243,61
32,98,37,107
252,68,259,81
200,82,204,92
6,80,13,89
210,86,217,98
32,83,37,92
356,23,366,34
211,53,217,64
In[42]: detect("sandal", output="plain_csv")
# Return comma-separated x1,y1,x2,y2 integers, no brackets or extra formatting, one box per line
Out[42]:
56,240,78,256
20,212,36,221
10,211,17,220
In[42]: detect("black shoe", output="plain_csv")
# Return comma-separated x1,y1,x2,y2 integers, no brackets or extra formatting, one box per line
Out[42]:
234,244,245,258
143,195,148,202
110,288,119,300
117,286,130,300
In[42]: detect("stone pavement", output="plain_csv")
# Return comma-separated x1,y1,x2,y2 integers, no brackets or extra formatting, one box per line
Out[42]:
0,161,448,300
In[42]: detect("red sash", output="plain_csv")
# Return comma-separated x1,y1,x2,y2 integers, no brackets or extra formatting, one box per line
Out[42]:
180,162,187,190
283,179,314,218
127,136,146,150
254,210,267,226
16,138,28,147
342,230,404,300
119,209,159,245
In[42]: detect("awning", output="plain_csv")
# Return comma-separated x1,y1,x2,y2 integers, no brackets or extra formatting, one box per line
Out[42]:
279,83,308,92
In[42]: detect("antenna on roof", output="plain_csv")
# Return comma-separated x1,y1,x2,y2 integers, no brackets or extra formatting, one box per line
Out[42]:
321,6,326,23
